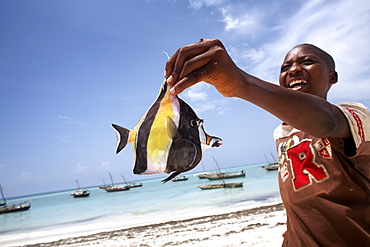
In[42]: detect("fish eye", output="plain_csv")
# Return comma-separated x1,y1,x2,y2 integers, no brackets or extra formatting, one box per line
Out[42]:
190,119,201,128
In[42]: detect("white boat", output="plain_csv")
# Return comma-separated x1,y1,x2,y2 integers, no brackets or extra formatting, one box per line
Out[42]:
71,178,90,198
172,176,188,182
71,189,90,197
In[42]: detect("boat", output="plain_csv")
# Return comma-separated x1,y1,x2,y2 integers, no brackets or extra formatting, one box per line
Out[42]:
262,153,279,171
71,190,90,197
199,157,246,180
126,182,143,188
105,185,129,192
99,185,111,190
121,175,143,188
194,162,219,179
197,181,243,190
0,183,31,214
264,164,279,171
71,178,90,198
205,170,246,180
194,172,219,179
172,176,188,182
104,173,130,192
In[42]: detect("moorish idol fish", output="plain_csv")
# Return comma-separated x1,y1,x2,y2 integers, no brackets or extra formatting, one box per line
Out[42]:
112,80,222,183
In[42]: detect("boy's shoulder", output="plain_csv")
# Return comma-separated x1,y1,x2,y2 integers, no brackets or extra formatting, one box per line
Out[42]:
335,102,370,147
336,102,369,113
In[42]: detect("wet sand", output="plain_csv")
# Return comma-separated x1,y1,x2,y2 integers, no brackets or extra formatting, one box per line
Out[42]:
25,203,286,247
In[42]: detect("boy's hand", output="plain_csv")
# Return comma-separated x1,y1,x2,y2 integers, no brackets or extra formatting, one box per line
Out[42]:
164,39,244,97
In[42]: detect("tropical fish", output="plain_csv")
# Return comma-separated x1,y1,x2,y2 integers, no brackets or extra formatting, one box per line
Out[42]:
112,80,222,183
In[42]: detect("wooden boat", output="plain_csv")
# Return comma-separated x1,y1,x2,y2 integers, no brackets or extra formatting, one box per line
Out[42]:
261,153,279,171
104,173,130,192
71,178,90,198
126,182,143,188
121,175,143,188
196,157,246,180
105,185,129,192
205,170,246,180
194,172,219,179
0,201,31,214
197,181,243,190
99,185,110,190
194,161,219,179
263,163,279,171
172,176,188,182
0,183,31,214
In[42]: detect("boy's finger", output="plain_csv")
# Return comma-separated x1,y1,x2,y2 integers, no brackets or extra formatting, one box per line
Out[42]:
170,65,211,95
164,49,179,82
165,40,215,86
169,75,198,95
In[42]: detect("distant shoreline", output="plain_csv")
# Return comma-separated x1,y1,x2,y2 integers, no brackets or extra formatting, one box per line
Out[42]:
26,203,286,247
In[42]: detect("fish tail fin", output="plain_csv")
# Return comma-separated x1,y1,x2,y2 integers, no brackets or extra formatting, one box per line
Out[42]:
111,124,135,154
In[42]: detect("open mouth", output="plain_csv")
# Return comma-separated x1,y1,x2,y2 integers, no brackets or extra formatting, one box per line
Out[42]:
212,137,223,147
288,80,307,91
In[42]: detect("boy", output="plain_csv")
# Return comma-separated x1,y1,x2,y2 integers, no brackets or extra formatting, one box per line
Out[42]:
165,39,370,246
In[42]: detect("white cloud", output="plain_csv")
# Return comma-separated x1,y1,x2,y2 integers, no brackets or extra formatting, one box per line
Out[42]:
14,171,39,184
57,115,85,126
58,115,70,120
184,82,209,101
182,82,228,115
20,171,32,180
170,66,231,116
189,0,226,10
223,0,370,101
56,135,70,143
73,163,89,174
99,161,115,171
220,6,258,34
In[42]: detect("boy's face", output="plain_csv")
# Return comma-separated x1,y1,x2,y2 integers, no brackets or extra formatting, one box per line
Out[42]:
279,45,337,99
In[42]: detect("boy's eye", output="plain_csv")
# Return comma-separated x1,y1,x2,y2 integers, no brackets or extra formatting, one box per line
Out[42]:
302,58,315,65
281,64,290,72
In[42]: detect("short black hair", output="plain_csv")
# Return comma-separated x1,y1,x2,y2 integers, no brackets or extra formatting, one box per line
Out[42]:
294,44,336,72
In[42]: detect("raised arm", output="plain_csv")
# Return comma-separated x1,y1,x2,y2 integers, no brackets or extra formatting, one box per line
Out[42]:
165,39,351,139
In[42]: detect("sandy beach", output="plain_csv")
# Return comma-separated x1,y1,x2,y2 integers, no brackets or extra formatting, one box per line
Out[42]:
25,203,286,247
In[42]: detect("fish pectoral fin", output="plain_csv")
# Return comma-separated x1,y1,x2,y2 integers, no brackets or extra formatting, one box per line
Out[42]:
166,137,198,175
111,124,135,154
162,171,181,183
166,116,179,139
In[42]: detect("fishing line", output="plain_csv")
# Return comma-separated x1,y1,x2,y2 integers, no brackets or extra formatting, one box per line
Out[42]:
162,51,170,60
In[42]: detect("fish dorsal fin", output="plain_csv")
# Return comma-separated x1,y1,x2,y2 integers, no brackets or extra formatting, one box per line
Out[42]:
135,80,169,129
157,79,168,99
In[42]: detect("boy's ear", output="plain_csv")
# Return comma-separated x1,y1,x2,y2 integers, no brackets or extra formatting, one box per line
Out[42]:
329,71,338,84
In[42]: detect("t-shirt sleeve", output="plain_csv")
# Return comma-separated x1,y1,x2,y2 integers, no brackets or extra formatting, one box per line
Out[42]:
336,102,370,148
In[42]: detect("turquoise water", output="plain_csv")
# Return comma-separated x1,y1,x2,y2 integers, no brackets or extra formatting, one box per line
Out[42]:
0,164,281,246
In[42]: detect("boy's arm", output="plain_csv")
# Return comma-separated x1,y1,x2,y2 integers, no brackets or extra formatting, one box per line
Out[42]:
235,71,351,138
165,39,351,139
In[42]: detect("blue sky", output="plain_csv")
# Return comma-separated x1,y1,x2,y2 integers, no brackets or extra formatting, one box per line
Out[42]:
1,0,370,197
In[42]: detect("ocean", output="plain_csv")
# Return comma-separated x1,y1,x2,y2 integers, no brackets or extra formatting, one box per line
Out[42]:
0,163,281,246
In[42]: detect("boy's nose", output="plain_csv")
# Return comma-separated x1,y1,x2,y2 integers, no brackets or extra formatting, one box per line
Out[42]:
288,63,302,76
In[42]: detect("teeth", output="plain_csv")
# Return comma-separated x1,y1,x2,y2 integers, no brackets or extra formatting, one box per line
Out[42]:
289,80,307,89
